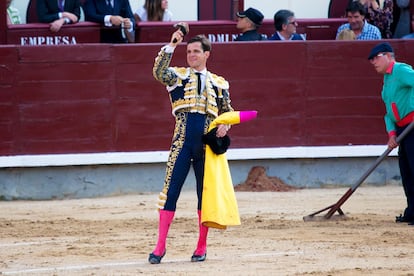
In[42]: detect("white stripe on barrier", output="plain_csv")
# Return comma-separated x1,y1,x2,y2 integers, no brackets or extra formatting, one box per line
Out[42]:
0,145,397,168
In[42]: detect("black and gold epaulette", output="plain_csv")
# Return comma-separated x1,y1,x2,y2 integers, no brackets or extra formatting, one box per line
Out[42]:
209,73,229,90
170,67,190,79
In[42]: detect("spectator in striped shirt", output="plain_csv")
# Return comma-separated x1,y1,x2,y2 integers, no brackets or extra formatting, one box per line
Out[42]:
336,1,382,39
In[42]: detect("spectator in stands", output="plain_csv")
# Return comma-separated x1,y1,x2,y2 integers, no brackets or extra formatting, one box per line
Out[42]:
268,9,305,40
402,14,414,38
393,0,411,38
6,0,21,24
351,0,394,38
234,7,266,41
83,0,135,43
134,0,172,23
37,0,80,32
336,28,357,39
336,1,382,39
367,42,414,225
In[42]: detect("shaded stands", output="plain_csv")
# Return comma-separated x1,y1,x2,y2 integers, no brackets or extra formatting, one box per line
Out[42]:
26,0,38,23
1,40,413,156
2,18,347,45
328,0,414,35
6,0,99,45
25,0,87,23
411,1,414,33
135,18,348,43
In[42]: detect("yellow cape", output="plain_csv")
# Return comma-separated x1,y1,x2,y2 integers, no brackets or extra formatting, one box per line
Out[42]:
201,111,257,229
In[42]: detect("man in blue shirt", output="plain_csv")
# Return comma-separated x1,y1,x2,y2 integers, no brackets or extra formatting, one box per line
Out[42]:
269,9,305,41
336,1,381,40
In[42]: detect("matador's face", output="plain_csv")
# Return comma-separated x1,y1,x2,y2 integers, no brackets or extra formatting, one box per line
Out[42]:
186,42,210,71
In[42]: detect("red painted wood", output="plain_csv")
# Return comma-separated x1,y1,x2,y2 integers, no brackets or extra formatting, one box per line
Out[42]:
198,0,215,20
7,22,101,45
0,40,414,155
214,0,233,20
0,1,6,44
198,0,235,20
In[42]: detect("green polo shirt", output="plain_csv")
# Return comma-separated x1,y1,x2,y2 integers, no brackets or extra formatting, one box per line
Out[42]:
382,62,414,136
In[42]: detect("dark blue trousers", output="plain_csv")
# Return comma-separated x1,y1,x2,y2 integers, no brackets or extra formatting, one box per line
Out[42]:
163,112,208,211
397,124,414,219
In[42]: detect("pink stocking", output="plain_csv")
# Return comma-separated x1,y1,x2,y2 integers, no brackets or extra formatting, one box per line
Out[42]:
194,210,209,255
153,209,175,256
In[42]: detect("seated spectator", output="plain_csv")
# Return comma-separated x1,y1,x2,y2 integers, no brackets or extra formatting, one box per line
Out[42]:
234,7,266,41
134,0,172,23
7,0,21,24
83,0,135,43
393,0,411,38
37,0,80,32
402,14,414,38
336,1,382,39
351,0,393,38
336,28,357,39
268,9,305,41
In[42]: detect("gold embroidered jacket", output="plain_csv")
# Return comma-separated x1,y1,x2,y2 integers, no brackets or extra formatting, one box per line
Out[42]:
153,47,233,118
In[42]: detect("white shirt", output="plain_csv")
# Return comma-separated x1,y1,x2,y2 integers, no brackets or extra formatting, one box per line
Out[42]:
194,69,207,93
135,6,173,21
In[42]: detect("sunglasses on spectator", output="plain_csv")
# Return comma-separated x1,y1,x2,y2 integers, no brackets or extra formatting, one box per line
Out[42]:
369,52,387,63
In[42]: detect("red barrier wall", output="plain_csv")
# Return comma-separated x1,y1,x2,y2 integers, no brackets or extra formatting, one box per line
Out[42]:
1,40,413,156
6,22,101,45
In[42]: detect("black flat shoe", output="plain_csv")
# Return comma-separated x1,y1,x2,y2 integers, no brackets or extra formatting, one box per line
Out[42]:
191,252,206,262
396,214,411,223
148,250,166,264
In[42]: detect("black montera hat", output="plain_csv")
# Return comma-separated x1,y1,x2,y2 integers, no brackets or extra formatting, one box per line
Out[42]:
368,42,394,60
202,127,231,155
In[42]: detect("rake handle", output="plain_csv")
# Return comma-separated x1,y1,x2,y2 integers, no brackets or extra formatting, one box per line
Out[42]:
324,120,414,219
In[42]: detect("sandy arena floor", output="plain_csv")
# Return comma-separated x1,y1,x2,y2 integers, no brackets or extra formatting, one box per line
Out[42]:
1,185,414,276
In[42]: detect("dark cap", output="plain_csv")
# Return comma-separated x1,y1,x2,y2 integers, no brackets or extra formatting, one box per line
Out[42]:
237,7,264,26
368,42,394,60
202,127,231,155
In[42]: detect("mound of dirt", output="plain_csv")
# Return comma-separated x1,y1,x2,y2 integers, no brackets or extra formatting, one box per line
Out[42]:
234,166,298,192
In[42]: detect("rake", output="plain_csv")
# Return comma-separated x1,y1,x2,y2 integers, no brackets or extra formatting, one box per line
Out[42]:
303,120,414,221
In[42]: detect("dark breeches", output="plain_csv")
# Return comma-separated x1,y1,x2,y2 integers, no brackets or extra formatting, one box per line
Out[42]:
163,112,207,211
397,124,414,219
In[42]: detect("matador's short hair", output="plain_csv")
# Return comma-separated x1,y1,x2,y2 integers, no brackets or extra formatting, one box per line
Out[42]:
188,35,212,52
